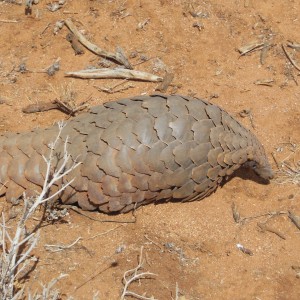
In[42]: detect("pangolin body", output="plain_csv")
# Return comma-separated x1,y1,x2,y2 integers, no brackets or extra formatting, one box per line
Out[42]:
0,94,273,213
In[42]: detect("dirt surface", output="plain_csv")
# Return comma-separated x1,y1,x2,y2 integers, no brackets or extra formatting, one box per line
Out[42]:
0,0,300,299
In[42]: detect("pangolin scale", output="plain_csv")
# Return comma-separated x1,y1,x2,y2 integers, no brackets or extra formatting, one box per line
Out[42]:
0,94,273,213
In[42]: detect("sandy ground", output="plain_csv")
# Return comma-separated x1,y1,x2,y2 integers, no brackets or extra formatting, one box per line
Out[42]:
0,0,300,299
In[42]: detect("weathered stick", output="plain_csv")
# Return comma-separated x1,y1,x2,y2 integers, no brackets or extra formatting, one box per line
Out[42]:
287,41,300,51
257,222,286,240
282,44,300,72
238,41,265,55
94,79,134,94
22,101,58,113
0,19,19,23
155,73,174,92
64,19,132,69
254,79,274,87
289,211,300,230
66,33,84,55
65,68,163,82
260,42,270,65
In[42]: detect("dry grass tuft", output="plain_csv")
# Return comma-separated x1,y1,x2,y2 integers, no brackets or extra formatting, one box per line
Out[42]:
273,143,300,185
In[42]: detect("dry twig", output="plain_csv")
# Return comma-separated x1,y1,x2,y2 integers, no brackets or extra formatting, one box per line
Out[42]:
239,109,255,129
66,33,84,55
0,122,81,299
64,19,132,69
238,41,265,56
22,101,59,114
240,211,287,224
120,246,157,300
22,99,89,116
155,73,174,92
288,211,300,231
144,235,163,251
254,79,275,87
65,68,163,82
94,79,134,94
1,0,22,5
260,42,270,65
22,58,61,76
39,22,51,37
282,44,300,72
273,143,300,185
44,82,90,116
27,274,68,300
287,41,300,51
44,237,83,252
87,225,123,240
0,19,19,23
231,202,241,223
257,222,286,240
53,98,90,116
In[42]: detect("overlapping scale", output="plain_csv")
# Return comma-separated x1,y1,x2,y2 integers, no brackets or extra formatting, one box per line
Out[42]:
0,94,272,213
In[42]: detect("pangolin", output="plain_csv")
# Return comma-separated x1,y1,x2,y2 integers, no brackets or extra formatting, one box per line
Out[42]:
0,94,273,213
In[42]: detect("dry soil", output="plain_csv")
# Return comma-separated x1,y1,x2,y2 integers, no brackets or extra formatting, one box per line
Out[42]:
0,0,300,299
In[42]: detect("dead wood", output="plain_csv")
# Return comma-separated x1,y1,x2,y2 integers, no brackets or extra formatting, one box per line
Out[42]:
287,41,300,51
22,101,58,113
66,33,84,55
22,99,89,116
93,79,134,94
64,19,132,69
254,79,274,87
0,19,19,23
288,211,300,230
257,222,286,240
155,73,174,92
238,41,265,55
282,44,300,72
65,68,163,82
